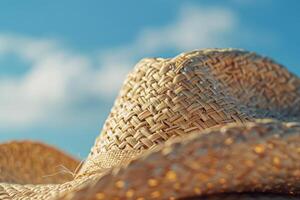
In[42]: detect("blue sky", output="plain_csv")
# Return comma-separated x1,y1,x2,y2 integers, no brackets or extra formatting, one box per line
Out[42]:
0,0,299,158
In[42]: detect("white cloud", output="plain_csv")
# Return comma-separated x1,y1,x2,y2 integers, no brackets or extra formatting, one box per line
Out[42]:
135,5,236,52
0,4,238,128
100,4,237,58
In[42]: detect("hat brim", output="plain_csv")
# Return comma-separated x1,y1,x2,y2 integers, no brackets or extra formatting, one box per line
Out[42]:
2,120,298,200
0,141,79,185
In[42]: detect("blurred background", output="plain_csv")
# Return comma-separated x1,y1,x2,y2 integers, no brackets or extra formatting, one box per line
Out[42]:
0,0,299,158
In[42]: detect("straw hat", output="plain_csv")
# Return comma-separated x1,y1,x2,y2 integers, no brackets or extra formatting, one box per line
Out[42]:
0,49,299,200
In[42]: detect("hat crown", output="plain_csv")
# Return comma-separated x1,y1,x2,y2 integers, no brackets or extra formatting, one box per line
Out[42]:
80,49,300,175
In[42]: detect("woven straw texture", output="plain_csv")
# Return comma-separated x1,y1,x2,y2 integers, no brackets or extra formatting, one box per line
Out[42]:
0,49,299,200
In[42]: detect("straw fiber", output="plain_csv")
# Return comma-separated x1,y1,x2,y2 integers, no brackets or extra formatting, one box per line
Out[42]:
0,49,299,200
0,141,79,184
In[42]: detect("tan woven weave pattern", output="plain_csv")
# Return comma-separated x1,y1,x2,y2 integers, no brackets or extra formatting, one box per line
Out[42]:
82,49,300,175
97,49,299,150
0,49,299,200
